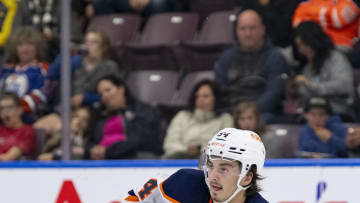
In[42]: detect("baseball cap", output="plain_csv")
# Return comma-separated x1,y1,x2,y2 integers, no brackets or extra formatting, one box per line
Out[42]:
303,96,332,114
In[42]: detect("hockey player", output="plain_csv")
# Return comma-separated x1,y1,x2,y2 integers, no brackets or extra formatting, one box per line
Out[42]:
124,128,268,203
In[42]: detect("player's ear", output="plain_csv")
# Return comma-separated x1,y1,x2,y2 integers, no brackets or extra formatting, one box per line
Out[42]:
241,171,253,186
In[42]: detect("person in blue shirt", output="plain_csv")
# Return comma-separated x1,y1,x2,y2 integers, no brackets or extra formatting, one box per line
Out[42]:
125,128,268,203
297,96,348,158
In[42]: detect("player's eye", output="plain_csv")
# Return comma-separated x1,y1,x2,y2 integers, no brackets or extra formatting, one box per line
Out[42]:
219,167,229,174
206,161,213,168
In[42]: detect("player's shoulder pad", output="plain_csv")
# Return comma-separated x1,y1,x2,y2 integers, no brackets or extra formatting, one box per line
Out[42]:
161,169,211,203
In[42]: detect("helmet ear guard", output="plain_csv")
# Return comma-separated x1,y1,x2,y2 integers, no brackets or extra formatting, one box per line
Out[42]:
203,128,266,203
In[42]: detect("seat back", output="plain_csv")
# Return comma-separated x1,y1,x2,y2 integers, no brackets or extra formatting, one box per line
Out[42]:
126,70,180,106
87,14,142,46
267,124,301,158
172,71,214,106
198,10,237,44
190,0,237,23
34,128,48,159
140,13,199,45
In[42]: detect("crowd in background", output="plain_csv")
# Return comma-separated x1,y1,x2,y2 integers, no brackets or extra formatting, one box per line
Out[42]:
0,0,360,161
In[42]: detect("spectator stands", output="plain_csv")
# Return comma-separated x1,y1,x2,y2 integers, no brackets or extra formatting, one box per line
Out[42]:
2,1,359,161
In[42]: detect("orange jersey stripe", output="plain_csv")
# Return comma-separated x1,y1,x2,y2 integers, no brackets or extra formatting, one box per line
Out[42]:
159,181,181,203
125,195,139,202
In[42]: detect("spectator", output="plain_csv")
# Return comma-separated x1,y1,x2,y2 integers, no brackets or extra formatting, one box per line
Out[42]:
0,92,36,161
346,127,360,157
214,9,289,123
46,29,123,109
233,101,279,158
163,79,233,159
292,0,360,49
236,0,305,48
37,106,91,160
293,21,355,121
0,26,48,119
15,0,87,61
85,0,187,18
85,75,162,160
297,96,348,158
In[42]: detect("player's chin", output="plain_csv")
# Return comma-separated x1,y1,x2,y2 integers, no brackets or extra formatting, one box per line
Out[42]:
212,195,227,203
210,186,224,198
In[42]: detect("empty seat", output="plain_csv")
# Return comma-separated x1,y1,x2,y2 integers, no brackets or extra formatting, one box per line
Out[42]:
126,70,180,106
87,14,142,62
267,124,301,158
197,10,237,44
87,14,142,46
172,70,214,106
123,12,199,70
176,10,237,71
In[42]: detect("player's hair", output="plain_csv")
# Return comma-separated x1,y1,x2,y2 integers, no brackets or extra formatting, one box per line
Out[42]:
0,92,21,106
237,162,263,196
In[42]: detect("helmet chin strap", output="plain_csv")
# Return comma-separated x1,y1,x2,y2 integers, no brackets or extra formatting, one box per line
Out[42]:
208,172,250,203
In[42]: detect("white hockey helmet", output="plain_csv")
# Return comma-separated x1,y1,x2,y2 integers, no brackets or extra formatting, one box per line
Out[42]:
203,128,266,202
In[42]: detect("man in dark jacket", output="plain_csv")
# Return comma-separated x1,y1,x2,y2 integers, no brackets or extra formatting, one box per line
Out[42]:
214,9,289,123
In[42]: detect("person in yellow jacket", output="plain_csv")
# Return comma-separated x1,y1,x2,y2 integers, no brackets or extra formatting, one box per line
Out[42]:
292,0,360,48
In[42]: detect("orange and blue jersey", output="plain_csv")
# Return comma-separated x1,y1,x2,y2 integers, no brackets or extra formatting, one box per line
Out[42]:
125,168,268,203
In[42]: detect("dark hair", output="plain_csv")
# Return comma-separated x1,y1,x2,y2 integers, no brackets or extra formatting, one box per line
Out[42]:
0,92,21,106
188,79,224,115
96,74,135,105
245,165,264,196
4,26,47,63
294,21,334,74
233,101,266,135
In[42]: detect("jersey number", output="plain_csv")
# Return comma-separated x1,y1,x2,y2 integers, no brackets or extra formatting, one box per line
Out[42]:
138,179,158,200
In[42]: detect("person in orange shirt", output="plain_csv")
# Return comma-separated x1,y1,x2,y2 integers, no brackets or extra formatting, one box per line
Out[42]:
292,0,360,48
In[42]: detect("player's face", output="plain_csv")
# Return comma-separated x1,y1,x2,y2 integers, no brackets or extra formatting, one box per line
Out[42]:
195,85,215,112
206,159,241,202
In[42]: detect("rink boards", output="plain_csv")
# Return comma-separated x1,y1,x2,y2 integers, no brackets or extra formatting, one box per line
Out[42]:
0,159,359,203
